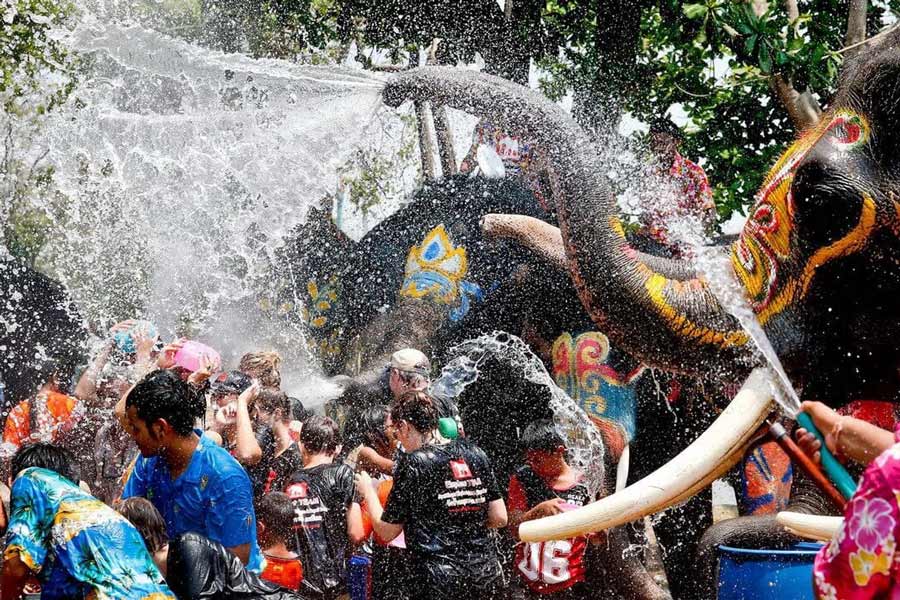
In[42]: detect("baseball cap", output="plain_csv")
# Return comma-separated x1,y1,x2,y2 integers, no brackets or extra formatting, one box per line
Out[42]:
210,370,253,396
390,348,431,376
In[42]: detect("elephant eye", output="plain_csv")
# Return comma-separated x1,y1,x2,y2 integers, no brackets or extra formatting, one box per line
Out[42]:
827,113,867,150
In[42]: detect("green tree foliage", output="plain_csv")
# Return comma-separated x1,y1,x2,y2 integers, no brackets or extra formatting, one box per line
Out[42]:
1,0,76,264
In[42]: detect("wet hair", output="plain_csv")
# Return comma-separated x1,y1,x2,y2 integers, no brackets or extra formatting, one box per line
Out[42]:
117,497,168,553
519,419,566,453
390,390,438,434
289,397,311,423
648,117,682,141
126,369,205,436
358,404,389,448
12,442,77,482
257,492,295,545
257,389,291,422
239,351,282,388
300,415,340,454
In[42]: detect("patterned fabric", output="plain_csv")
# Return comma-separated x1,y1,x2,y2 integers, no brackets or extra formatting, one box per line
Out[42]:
813,426,900,598
4,467,174,600
460,120,548,208
1,392,79,458
640,151,716,249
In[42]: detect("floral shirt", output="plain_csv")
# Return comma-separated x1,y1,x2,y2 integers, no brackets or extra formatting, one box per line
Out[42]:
814,426,900,599
4,467,174,600
640,151,717,249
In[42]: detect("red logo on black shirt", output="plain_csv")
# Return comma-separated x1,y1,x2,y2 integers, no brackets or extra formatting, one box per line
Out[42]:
449,459,473,480
287,482,308,499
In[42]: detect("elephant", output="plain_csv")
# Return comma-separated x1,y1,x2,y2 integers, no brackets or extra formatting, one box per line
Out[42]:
0,257,85,419
358,24,900,600
279,30,900,597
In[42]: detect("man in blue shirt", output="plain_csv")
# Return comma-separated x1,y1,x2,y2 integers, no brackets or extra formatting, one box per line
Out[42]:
121,368,263,572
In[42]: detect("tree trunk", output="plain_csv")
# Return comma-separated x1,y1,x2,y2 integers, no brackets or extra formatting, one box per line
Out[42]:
845,0,868,59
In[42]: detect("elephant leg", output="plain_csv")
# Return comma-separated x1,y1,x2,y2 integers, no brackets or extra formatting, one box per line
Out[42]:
651,487,712,600
693,466,843,597
594,525,672,600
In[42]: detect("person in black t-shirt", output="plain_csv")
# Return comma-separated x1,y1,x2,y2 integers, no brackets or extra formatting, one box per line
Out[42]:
253,389,303,499
286,415,365,600
356,390,507,600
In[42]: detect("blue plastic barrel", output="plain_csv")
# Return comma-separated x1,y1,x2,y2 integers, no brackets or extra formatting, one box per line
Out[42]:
717,542,823,599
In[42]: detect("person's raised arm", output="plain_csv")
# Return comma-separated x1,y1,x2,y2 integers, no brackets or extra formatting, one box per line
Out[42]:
232,382,262,466
74,336,115,402
357,446,394,476
796,401,896,466
355,471,403,543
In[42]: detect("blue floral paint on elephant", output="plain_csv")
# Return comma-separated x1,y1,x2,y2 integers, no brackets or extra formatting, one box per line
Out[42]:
400,224,484,322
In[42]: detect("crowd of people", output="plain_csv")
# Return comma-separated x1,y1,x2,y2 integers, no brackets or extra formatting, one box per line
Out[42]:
0,321,607,600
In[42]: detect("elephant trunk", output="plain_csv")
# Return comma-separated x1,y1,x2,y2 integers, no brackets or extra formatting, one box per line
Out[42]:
519,368,774,541
383,67,751,375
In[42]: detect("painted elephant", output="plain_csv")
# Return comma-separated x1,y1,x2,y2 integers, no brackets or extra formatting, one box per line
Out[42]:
0,258,85,417
276,173,682,598
363,26,900,600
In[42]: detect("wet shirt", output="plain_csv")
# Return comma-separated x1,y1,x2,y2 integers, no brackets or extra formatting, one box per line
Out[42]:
260,443,303,497
508,466,592,594
4,467,174,599
122,431,263,573
1,392,79,458
813,425,900,598
285,461,357,596
382,439,503,596
261,554,304,591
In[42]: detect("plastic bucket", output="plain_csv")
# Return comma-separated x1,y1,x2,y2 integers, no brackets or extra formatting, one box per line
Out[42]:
348,554,372,600
717,542,823,600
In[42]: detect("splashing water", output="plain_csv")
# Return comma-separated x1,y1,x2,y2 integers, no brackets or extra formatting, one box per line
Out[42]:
632,155,802,415
432,332,607,496
7,6,440,398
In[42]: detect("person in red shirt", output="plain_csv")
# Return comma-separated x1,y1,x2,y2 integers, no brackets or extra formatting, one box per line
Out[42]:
257,492,304,591
507,419,594,600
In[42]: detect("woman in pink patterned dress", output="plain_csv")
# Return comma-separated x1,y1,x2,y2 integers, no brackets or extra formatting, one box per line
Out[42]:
796,401,900,598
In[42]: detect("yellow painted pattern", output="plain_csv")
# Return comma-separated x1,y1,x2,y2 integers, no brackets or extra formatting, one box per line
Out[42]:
798,194,877,297
644,273,749,348
400,224,469,303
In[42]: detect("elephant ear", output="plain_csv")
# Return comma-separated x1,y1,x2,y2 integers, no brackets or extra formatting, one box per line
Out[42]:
383,68,752,375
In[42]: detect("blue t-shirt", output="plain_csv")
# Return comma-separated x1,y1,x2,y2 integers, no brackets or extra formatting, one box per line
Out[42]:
4,467,175,599
122,432,263,572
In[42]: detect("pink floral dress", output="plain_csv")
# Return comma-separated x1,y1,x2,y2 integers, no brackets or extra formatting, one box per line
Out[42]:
814,427,900,598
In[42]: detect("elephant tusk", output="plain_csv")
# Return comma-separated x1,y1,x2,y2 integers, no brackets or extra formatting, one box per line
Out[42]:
776,511,844,542
520,367,775,542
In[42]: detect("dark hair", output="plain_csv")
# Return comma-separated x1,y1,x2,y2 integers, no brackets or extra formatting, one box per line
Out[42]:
519,419,566,453
12,442,77,482
300,415,340,454
257,492,295,544
289,397,311,423
358,404,389,448
126,369,205,436
390,390,438,434
648,117,682,141
257,389,291,422
117,497,168,553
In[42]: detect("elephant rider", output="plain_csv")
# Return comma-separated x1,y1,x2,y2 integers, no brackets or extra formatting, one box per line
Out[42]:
638,118,717,255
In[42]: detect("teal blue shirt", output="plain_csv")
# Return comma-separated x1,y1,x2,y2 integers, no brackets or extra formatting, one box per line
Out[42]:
122,432,262,572
4,467,174,599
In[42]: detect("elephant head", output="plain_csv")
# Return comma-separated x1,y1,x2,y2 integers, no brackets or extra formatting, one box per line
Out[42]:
380,33,900,539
